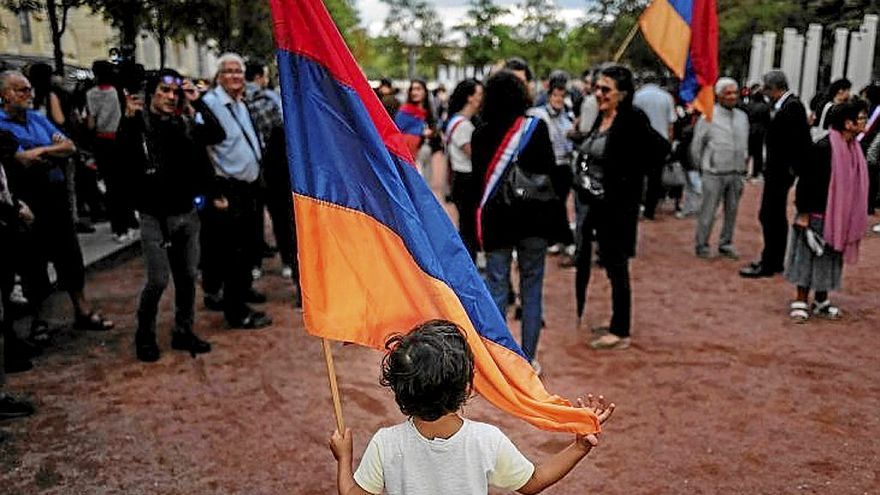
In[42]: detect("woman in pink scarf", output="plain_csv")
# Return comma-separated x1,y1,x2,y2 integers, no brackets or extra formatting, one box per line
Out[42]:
785,100,870,321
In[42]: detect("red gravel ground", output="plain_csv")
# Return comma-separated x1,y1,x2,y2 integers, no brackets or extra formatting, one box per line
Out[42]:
2,183,879,494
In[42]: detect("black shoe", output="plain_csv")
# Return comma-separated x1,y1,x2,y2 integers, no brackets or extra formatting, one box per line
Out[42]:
244,289,267,304
135,332,160,362
203,293,224,311
228,311,272,330
171,330,212,356
4,357,33,374
7,333,42,359
0,394,35,419
739,261,781,278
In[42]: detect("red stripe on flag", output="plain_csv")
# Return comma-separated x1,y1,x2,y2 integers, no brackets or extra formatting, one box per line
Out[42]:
270,0,414,164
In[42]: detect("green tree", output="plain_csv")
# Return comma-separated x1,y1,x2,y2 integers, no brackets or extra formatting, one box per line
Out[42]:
380,0,449,78
513,0,565,78
454,0,510,73
3,0,83,74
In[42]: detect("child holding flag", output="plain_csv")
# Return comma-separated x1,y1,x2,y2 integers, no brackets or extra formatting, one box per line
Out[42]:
329,319,615,495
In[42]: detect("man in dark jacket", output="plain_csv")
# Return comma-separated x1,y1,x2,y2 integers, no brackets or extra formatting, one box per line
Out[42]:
745,84,771,178
740,70,811,278
117,69,225,362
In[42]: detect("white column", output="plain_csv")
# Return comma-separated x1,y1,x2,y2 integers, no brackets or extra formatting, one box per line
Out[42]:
847,30,865,88
748,34,764,84
860,15,878,89
801,24,823,107
762,31,777,75
831,27,849,81
781,28,805,94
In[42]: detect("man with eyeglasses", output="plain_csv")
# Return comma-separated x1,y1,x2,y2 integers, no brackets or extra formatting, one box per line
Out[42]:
116,68,226,361
200,53,273,329
0,70,115,342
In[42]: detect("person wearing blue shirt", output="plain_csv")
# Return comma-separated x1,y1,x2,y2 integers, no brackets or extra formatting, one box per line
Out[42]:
198,54,272,330
0,70,114,342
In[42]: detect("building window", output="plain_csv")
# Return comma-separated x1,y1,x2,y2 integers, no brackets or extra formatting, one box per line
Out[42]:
18,10,33,45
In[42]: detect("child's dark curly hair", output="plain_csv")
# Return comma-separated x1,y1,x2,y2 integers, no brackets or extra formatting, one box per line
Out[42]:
380,320,475,422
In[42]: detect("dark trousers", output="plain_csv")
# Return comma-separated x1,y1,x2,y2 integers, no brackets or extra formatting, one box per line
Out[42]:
200,178,259,321
75,152,104,219
748,132,765,178
758,172,795,271
264,173,298,273
451,171,478,261
868,163,879,215
576,205,632,338
137,211,200,336
642,160,664,219
93,136,136,235
20,182,86,301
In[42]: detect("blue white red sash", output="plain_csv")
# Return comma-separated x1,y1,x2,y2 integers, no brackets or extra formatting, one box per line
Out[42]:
444,113,468,148
476,116,539,247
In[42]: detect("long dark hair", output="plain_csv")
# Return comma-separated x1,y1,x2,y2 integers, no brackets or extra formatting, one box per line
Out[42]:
27,62,53,112
447,78,482,117
599,65,635,110
480,70,529,129
406,78,434,126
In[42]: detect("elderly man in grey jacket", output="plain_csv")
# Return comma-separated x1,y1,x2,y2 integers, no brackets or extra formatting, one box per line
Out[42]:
691,77,750,259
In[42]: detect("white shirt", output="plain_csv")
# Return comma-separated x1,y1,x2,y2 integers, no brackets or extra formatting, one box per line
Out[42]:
354,418,535,495
634,83,676,140
448,118,475,173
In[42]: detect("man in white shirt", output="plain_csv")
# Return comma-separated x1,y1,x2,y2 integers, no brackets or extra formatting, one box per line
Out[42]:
634,76,676,219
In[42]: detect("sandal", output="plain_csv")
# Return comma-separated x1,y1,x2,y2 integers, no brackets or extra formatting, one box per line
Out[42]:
73,311,115,331
811,300,841,320
590,333,631,350
789,301,810,323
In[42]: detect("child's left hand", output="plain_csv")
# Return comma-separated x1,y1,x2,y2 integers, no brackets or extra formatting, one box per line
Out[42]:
575,394,615,451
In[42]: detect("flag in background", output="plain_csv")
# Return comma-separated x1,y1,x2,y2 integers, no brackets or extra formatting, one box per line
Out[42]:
639,0,718,119
269,0,599,435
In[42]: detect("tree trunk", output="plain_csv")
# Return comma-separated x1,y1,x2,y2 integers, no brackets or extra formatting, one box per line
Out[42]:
46,0,65,75
120,4,139,62
158,35,166,68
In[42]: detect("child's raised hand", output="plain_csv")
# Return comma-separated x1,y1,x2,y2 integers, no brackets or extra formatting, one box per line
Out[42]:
329,428,353,462
580,394,615,425
574,394,615,452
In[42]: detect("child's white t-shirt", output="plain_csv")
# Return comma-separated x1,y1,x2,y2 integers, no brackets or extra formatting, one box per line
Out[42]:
353,417,535,495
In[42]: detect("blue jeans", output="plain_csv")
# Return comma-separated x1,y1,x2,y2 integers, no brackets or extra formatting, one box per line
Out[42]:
485,237,548,362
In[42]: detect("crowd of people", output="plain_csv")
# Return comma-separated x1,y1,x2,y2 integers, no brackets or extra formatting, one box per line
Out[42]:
2,50,876,462
1,53,298,420
388,59,877,369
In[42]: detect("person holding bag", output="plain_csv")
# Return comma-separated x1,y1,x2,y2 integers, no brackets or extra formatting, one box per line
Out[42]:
785,101,869,322
574,65,669,350
472,69,565,373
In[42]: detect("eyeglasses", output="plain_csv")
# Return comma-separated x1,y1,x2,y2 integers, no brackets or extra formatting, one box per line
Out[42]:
595,85,614,94
160,75,183,86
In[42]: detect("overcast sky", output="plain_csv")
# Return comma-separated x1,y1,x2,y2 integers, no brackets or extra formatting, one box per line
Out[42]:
355,0,590,36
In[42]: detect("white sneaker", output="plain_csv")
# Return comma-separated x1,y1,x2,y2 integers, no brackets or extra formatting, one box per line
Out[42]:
10,282,28,305
281,265,293,279
872,223,880,233
251,268,263,281
530,360,542,376
113,232,130,244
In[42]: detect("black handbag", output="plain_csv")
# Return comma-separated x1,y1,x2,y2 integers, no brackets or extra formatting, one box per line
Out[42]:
501,156,558,205
495,120,558,207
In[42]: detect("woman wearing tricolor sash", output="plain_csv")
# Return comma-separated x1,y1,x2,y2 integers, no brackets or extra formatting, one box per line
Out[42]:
472,70,568,372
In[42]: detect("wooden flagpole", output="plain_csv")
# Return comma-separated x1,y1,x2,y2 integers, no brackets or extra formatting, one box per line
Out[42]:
322,338,346,432
613,22,641,63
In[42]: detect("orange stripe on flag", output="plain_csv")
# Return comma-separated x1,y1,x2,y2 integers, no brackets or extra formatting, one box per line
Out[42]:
693,85,715,120
639,0,691,79
294,194,601,434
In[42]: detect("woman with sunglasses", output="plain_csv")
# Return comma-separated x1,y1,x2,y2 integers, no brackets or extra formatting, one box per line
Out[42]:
574,65,669,350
